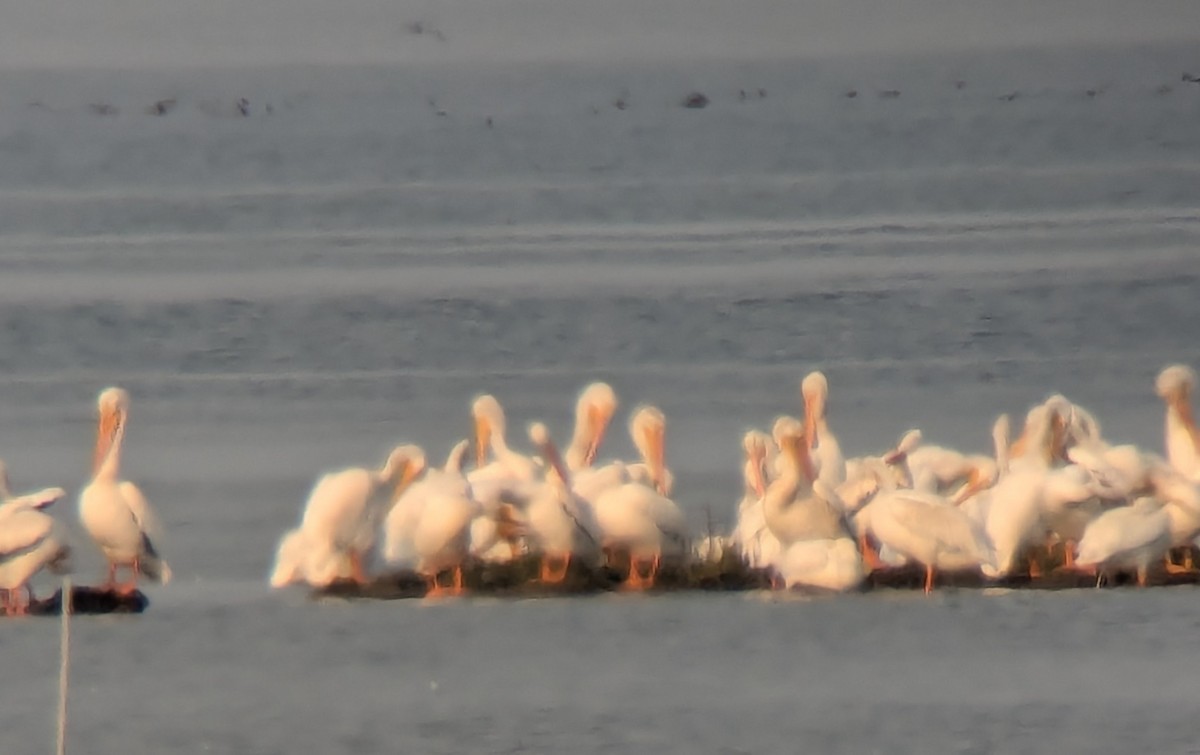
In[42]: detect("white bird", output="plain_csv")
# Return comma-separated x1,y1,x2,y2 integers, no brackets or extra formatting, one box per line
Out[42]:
622,405,675,496
1075,497,1172,586
1156,364,1200,482
279,444,425,587
801,372,846,488
906,415,1009,504
775,538,865,593
0,503,71,615
592,447,689,590
269,528,350,589
856,488,995,594
730,430,780,569
78,387,171,594
467,394,540,507
762,417,850,548
524,422,603,583
563,382,619,472
381,440,471,567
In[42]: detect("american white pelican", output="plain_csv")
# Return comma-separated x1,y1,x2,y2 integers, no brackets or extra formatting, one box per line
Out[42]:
1075,497,1172,585
467,394,540,508
802,372,846,487
563,382,618,472
381,440,471,567
761,417,850,547
410,485,480,596
78,387,171,594
269,528,349,588
907,415,1009,504
623,405,675,496
525,422,603,582
775,538,865,593
282,444,425,587
591,458,689,590
855,488,995,593
0,504,71,615
1156,364,1200,482
730,430,778,569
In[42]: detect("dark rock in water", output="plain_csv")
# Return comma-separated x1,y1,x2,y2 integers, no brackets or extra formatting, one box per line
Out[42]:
998,91,1020,101
878,89,901,99
682,92,709,109
26,586,149,616
844,89,858,99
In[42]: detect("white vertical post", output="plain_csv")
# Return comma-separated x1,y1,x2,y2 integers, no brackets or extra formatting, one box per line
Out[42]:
56,577,71,755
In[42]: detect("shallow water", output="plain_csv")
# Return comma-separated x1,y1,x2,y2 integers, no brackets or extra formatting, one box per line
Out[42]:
1,18,1200,754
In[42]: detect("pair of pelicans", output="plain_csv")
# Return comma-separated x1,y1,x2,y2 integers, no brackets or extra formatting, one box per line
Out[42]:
0,388,170,615
271,384,690,594
731,364,1200,593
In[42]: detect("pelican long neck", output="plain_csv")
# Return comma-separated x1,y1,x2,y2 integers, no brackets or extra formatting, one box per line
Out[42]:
1165,393,1200,471
992,414,1011,475
94,413,125,482
564,403,595,471
763,438,801,514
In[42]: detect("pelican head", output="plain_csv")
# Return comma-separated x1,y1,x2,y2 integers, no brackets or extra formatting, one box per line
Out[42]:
472,394,505,467
742,430,771,498
270,529,344,588
1156,365,1196,403
528,421,569,486
800,371,829,447
630,405,668,495
575,382,618,467
93,386,131,475
380,444,426,502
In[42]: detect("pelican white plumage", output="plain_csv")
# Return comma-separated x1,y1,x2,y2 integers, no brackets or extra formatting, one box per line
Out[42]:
907,415,1009,505
761,417,850,547
591,449,689,590
381,440,471,567
730,430,780,569
563,382,618,472
1075,497,1172,585
856,487,995,593
775,538,865,592
78,387,171,594
525,422,603,582
467,394,540,507
622,405,675,497
1156,364,1200,482
277,444,425,587
0,503,71,615
802,372,846,488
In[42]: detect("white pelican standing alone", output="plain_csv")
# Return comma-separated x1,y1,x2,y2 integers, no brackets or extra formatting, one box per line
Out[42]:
78,387,172,594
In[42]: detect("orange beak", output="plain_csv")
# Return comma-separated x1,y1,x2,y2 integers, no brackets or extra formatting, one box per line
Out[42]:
585,403,609,467
749,448,766,498
474,415,490,468
1175,394,1200,449
803,394,818,452
392,459,423,503
642,421,667,495
951,466,985,506
93,405,119,475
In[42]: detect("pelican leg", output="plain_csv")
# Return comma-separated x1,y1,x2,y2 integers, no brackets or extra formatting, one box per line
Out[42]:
452,565,465,596
102,561,119,591
646,555,662,588
1137,565,1149,587
625,559,647,591
1027,555,1042,579
1062,541,1076,569
541,552,571,584
349,551,369,585
10,587,29,616
425,573,445,597
117,559,141,596
858,534,883,572
923,564,936,595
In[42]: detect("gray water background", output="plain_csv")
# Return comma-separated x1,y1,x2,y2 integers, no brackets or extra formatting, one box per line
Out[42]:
1,7,1200,751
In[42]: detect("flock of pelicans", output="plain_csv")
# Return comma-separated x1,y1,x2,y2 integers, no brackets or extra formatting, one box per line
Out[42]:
1,363,1199,614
